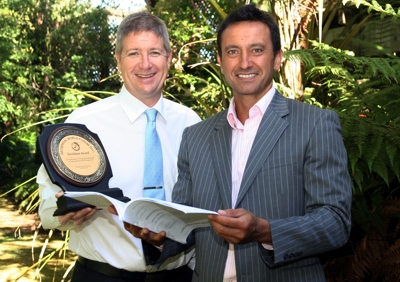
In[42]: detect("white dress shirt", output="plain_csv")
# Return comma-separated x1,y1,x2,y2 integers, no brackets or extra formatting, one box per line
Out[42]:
223,86,275,282
37,85,201,272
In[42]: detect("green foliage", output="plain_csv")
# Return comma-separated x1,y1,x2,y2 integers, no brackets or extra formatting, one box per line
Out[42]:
346,0,400,19
0,135,37,196
0,0,120,200
286,42,400,124
339,114,400,190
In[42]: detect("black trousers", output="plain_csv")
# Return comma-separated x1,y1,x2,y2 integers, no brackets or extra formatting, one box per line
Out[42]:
72,257,193,282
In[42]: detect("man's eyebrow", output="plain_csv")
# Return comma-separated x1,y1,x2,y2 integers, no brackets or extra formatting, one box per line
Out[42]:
250,43,266,48
223,43,266,51
124,48,139,52
149,47,164,51
223,44,239,51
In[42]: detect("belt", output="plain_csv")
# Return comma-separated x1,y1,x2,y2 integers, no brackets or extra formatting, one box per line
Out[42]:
77,256,187,281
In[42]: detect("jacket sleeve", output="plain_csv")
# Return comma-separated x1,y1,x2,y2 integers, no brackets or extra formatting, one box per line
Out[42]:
265,110,352,266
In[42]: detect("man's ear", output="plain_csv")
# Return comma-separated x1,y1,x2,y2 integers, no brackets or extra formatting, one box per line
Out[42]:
167,51,172,67
115,52,121,69
274,50,283,70
217,55,223,74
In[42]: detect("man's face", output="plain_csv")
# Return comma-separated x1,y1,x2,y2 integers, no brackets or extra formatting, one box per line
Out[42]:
217,21,282,100
115,31,172,106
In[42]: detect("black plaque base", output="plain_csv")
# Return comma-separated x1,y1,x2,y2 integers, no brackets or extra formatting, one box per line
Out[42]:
53,188,131,216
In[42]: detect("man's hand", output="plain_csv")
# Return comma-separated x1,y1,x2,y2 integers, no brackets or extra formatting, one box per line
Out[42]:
208,208,272,245
124,223,166,246
108,205,166,246
56,190,98,225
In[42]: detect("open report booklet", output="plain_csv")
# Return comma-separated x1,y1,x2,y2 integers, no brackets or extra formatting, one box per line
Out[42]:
64,191,218,244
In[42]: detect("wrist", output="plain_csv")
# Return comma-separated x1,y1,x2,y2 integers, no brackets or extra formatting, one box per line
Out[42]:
257,218,272,245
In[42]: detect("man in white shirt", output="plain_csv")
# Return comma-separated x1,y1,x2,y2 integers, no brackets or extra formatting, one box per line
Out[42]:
37,11,200,282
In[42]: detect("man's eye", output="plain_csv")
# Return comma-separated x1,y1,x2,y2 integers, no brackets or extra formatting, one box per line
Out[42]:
128,52,139,57
253,49,263,53
150,51,161,57
227,50,238,55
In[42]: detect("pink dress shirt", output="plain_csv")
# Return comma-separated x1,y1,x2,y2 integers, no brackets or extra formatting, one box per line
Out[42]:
223,86,275,282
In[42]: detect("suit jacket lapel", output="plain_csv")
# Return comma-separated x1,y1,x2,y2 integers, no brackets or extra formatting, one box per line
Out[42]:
209,111,233,210
236,92,290,207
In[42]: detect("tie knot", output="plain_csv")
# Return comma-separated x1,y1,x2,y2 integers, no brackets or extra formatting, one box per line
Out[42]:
145,108,158,122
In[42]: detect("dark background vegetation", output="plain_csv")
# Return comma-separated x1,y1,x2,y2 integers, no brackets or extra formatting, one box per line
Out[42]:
1,0,400,280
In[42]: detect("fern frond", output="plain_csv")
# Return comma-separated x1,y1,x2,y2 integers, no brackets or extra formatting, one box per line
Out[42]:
283,49,315,69
365,131,384,172
369,150,390,187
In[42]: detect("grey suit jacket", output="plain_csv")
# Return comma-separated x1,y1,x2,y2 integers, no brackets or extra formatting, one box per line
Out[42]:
166,92,352,282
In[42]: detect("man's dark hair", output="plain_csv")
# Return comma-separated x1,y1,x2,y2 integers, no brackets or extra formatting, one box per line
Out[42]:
217,3,281,56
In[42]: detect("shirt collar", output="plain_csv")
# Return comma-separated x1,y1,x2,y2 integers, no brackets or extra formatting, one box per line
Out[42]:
119,85,166,123
227,85,276,129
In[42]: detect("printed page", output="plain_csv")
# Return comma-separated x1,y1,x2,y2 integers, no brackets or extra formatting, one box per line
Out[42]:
122,200,215,244
129,197,218,214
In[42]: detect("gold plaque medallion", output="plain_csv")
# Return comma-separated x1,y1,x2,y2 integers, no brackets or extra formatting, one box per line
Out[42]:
47,127,106,186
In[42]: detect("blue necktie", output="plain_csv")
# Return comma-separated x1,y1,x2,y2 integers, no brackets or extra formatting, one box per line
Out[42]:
143,109,165,200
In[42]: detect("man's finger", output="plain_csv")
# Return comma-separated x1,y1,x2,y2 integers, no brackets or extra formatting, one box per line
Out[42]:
58,212,76,225
55,190,65,199
108,205,118,215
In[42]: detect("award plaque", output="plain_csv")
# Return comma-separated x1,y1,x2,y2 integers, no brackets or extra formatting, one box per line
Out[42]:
37,123,130,216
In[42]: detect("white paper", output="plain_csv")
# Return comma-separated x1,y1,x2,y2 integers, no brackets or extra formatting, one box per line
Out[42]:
64,191,217,243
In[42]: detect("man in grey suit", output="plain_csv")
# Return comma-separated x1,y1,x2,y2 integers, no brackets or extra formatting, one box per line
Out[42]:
121,3,352,281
